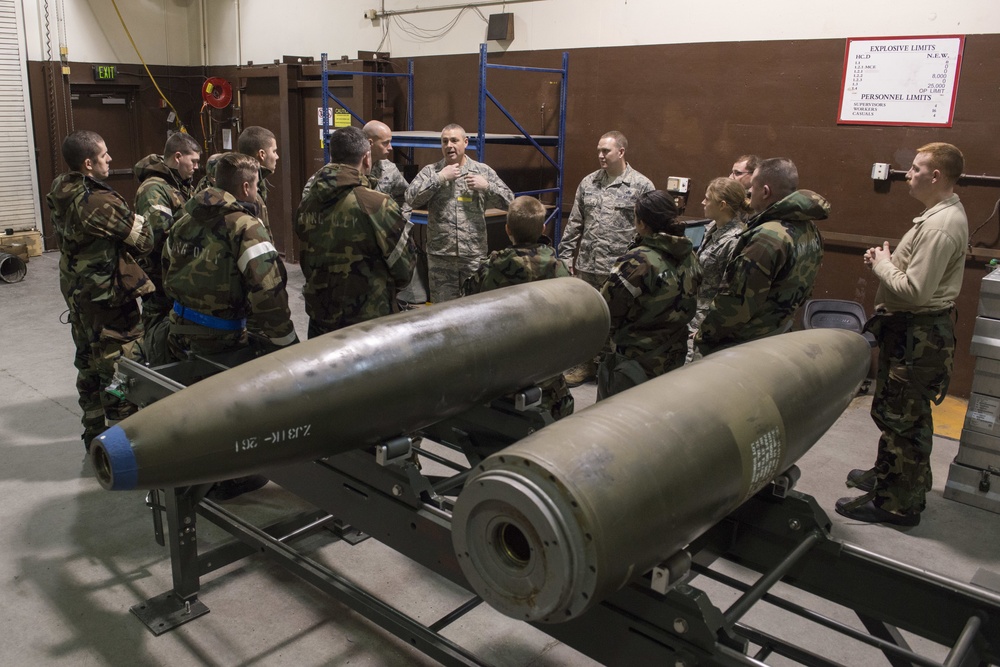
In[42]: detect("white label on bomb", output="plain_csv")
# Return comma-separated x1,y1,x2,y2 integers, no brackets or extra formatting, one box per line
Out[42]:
263,424,313,444
235,436,258,452
747,427,782,497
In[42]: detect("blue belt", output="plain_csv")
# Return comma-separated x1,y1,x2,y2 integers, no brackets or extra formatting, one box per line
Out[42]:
173,301,246,331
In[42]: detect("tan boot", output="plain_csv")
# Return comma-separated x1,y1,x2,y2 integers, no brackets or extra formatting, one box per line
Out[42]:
564,360,597,388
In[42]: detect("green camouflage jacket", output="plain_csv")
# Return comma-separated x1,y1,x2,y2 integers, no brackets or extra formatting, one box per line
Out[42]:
459,239,574,418
46,172,153,309
133,154,194,292
558,165,654,277
601,232,701,375
295,163,415,331
463,242,571,295
193,153,222,194
164,187,295,344
256,166,273,237
696,190,829,354
405,157,513,258
690,217,747,332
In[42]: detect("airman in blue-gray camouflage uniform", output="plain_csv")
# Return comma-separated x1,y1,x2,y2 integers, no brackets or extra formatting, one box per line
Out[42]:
364,119,409,209
838,142,968,527
463,196,575,420
370,160,408,207
133,133,201,331
47,130,154,450
690,178,749,334
405,124,513,302
686,177,749,362
296,126,415,339
558,131,653,386
598,191,701,399
558,131,654,289
695,158,828,356
163,153,297,359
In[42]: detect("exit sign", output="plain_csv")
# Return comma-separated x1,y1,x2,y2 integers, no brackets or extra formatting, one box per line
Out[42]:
93,65,117,81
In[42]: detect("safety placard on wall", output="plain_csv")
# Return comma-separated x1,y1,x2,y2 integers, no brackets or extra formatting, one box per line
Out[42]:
317,107,354,128
837,35,964,127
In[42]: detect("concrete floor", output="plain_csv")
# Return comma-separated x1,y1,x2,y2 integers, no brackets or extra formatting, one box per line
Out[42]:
2,252,999,666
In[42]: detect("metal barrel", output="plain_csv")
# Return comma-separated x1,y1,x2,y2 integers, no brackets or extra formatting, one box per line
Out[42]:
451,328,871,623
0,251,27,283
91,278,610,490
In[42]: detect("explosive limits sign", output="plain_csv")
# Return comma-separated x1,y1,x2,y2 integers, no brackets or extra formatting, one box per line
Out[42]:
837,35,964,127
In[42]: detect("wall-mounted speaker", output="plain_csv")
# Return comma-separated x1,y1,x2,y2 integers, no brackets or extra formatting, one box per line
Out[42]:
487,13,514,41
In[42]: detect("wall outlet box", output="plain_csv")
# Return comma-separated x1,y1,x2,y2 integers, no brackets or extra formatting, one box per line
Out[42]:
871,162,891,180
666,176,689,193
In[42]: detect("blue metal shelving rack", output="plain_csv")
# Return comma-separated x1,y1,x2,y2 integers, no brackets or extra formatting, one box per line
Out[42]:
320,45,569,239
319,53,414,162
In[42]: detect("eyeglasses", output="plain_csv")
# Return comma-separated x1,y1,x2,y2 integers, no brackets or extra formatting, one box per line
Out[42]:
731,170,750,176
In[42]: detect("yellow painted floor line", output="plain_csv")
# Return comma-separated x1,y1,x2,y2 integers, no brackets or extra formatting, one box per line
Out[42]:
933,395,968,440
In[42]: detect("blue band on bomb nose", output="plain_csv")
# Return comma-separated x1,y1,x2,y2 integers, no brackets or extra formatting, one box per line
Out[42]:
94,425,138,490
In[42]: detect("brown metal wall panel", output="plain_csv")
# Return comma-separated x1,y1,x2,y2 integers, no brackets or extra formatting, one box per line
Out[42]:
402,36,1000,398
27,35,1000,396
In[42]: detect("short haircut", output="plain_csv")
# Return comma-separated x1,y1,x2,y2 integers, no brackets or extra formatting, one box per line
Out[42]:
735,154,760,172
164,132,201,157
237,126,276,157
363,120,390,139
705,177,748,216
204,152,224,178
215,153,260,197
635,190,683,235
752,157,799,200
61,130,104,170
601,130,628,151
506,196,546,243
917,142,964,182
442,123,466,137
329,126,370,166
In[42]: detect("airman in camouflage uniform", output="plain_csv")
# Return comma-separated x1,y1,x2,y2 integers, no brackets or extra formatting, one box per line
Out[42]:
690,220,745,328
363,120,409,209
295,126,415,339
370,160,408,206
133,133,201,331
238,126,289,340
238,126,280,240
405,124,513,302
463,241,570,292
558,131,654,289
838,142,968,527
729,154,759,195
695,158,828,356
194,152,223,194
463,196,575,420
559,131,653,386
46,131,154,450
686,178,749,362
690,178,748,334
598,191,701,399
163,153,297,359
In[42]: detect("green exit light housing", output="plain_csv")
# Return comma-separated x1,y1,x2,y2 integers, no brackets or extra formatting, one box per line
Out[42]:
93,65,117,81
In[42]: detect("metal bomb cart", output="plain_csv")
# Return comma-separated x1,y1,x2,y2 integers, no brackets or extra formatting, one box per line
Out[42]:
93,282,1000,666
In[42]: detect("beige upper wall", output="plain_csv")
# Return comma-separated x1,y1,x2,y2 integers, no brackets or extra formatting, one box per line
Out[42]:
209,0,1000,65
22,0,203,65
21,0,1000,66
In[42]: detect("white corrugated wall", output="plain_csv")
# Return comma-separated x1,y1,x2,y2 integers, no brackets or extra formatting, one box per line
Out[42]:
0,0,41,233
